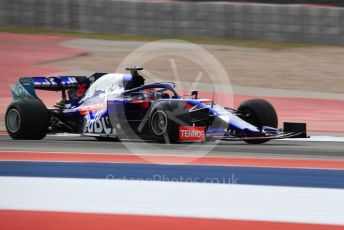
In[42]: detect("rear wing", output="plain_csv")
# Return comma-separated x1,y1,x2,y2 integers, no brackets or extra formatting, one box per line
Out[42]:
11,76,88,101
31,76,87,91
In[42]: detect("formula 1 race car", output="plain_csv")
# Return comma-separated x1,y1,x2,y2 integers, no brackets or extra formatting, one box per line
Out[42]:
5,67,307,144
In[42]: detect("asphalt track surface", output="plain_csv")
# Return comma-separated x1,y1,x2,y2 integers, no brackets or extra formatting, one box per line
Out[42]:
1,135,343,160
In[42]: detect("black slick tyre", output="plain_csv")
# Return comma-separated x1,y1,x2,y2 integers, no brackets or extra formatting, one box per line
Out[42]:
238,99,278,144
149,101,191,143
5,99,49,140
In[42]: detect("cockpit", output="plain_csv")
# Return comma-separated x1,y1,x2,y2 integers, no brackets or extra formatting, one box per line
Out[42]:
123,83,180,101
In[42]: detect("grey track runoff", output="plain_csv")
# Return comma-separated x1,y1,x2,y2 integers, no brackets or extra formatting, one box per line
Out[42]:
0,135,344,161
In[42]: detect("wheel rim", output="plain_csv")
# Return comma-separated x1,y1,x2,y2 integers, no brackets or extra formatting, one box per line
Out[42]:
151,111,168,136
6,109,21,133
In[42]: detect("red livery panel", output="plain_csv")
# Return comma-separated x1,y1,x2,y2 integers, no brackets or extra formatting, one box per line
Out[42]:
179,126,205,142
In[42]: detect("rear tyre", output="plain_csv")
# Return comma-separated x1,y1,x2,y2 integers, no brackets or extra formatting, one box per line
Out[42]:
238,99,278,144
149,101,191,143
5,99,49,140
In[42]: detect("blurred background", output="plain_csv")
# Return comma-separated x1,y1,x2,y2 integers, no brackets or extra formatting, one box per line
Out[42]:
2,0,344,44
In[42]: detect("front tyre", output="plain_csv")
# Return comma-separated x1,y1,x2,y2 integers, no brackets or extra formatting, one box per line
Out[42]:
150,110,169,137
5,99,49,140
238,99,278,144
149,101,191,143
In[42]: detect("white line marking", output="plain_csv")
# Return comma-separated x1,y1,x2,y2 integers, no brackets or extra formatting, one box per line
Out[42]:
279,136,344,142
0,177,344,225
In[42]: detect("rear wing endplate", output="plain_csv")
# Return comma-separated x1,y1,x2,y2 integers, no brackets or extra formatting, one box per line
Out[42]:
11,77,37,100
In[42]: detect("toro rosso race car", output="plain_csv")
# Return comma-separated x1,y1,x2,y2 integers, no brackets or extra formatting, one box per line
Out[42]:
5,67,307,144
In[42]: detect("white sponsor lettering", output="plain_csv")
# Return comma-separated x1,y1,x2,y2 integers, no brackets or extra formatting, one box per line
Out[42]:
180,129,205,139
94,120,103,133
84,116,112,134
102,118,112,134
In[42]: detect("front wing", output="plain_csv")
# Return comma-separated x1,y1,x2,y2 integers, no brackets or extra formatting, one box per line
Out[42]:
220,122,308,142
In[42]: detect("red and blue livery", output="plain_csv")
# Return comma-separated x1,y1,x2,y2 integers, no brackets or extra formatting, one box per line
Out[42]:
5,67,307,144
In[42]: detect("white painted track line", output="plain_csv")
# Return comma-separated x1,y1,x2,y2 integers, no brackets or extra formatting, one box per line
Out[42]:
279,136,344,142
0,176,344,225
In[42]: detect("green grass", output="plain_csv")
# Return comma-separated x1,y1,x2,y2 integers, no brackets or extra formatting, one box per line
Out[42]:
0,25,324,49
